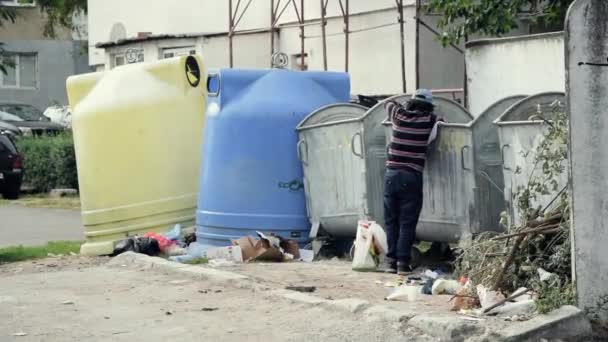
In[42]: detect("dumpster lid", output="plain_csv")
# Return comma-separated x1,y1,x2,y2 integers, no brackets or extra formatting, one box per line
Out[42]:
297,103,367,131
377,94,473,126
494,92,566,124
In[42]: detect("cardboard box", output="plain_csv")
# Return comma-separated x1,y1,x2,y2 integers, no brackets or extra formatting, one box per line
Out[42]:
231,236,258,262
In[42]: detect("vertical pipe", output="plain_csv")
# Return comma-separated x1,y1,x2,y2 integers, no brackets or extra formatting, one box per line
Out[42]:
415,0,420,89
321,0,327,70
300,0,305,70
398,0,406,93
270,0,275,67
229,0,234,67
463,33,469,107
345,0,349,72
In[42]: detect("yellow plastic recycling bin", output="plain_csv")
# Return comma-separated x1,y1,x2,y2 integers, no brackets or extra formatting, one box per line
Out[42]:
66,55,207,256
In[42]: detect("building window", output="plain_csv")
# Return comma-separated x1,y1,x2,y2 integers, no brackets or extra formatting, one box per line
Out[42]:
0,54,37,89
0,0,35,7
112,54,125,68
161,46,196,59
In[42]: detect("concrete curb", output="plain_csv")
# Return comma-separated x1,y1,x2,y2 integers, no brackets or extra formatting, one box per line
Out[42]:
106,253,591,342
498,305,592,342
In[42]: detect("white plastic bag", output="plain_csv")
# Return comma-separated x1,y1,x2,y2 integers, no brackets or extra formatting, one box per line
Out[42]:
352,220,386,271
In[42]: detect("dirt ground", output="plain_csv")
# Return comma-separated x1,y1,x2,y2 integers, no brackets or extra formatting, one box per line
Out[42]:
0,257,438,342
228,259,454,313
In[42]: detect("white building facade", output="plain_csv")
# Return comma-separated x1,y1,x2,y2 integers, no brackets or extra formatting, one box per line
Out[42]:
87,0,530,97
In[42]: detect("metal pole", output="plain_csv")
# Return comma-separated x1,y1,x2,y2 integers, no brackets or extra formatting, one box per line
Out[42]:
415,0,420,89
229,0,234,67
300,0,305,70
345,0,349,72
271,0,275,67
463,33,469,108
321,0,328,70
398,0,406,93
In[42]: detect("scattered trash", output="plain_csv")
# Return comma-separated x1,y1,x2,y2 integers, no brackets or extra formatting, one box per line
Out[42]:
198,290,209,294
13,332,27,337
112,236,160,257
61,300,74,305
431,279,462,295
184,233,197,246
298,249,314,262
164,224,182,241
421,279,435,295
537,267,555,282
482,288,530,315
352,220,387,271
104,316,110,319
285,286,316,293
206,245,244,263
386,285,420,302
143,232,177,252
477,285,505,311
164,245,187,256
451,282,479,311
201,307,219,312
424,269,440,279
165,311,173,316
69,252,78,256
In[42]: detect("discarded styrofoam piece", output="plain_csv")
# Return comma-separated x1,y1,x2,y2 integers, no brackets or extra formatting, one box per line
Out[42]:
432,279,462,295
299,249,314,262
477,284,506,310
490,299,536,316
386,285,420,302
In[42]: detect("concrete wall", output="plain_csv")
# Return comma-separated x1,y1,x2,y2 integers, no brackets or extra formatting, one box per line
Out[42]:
279,7,417,95
566,0,608,320
465,32,565,116
0,40,89,110
87,0,413,67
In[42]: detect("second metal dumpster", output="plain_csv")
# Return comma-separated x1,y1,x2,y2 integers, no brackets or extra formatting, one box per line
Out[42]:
382,95,480,242
495,92,567,226
296,104,368,237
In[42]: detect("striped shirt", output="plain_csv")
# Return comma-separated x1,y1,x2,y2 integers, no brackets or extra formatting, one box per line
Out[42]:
386,101,440,173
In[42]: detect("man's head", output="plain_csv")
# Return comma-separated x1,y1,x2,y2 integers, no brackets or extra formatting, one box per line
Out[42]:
413,89,433,105
406,89,434,113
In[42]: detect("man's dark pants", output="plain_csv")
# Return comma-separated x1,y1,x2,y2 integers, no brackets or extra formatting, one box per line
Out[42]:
383,168,423,264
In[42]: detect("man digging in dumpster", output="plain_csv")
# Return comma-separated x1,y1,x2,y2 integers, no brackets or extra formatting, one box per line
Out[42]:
377,89,443,275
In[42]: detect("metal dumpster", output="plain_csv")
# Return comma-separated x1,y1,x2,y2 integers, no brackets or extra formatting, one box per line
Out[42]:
495,92,567,226
296,104,368,237
381,95,485,242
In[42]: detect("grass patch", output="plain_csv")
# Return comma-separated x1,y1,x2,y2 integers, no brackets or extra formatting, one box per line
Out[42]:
183,257,208,265
0,195,81,210
0,241,83,263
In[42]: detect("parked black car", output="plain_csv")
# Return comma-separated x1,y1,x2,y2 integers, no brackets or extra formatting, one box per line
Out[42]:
0,103,64,136
0,132,23,199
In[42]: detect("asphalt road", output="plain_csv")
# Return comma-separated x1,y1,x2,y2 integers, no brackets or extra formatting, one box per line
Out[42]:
0,205,84,248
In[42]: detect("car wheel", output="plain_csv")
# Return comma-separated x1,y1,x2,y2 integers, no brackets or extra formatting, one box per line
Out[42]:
2,183,20,200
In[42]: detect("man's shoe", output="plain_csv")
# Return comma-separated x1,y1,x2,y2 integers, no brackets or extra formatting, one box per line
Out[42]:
397,263,414,275
377,258,397,273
